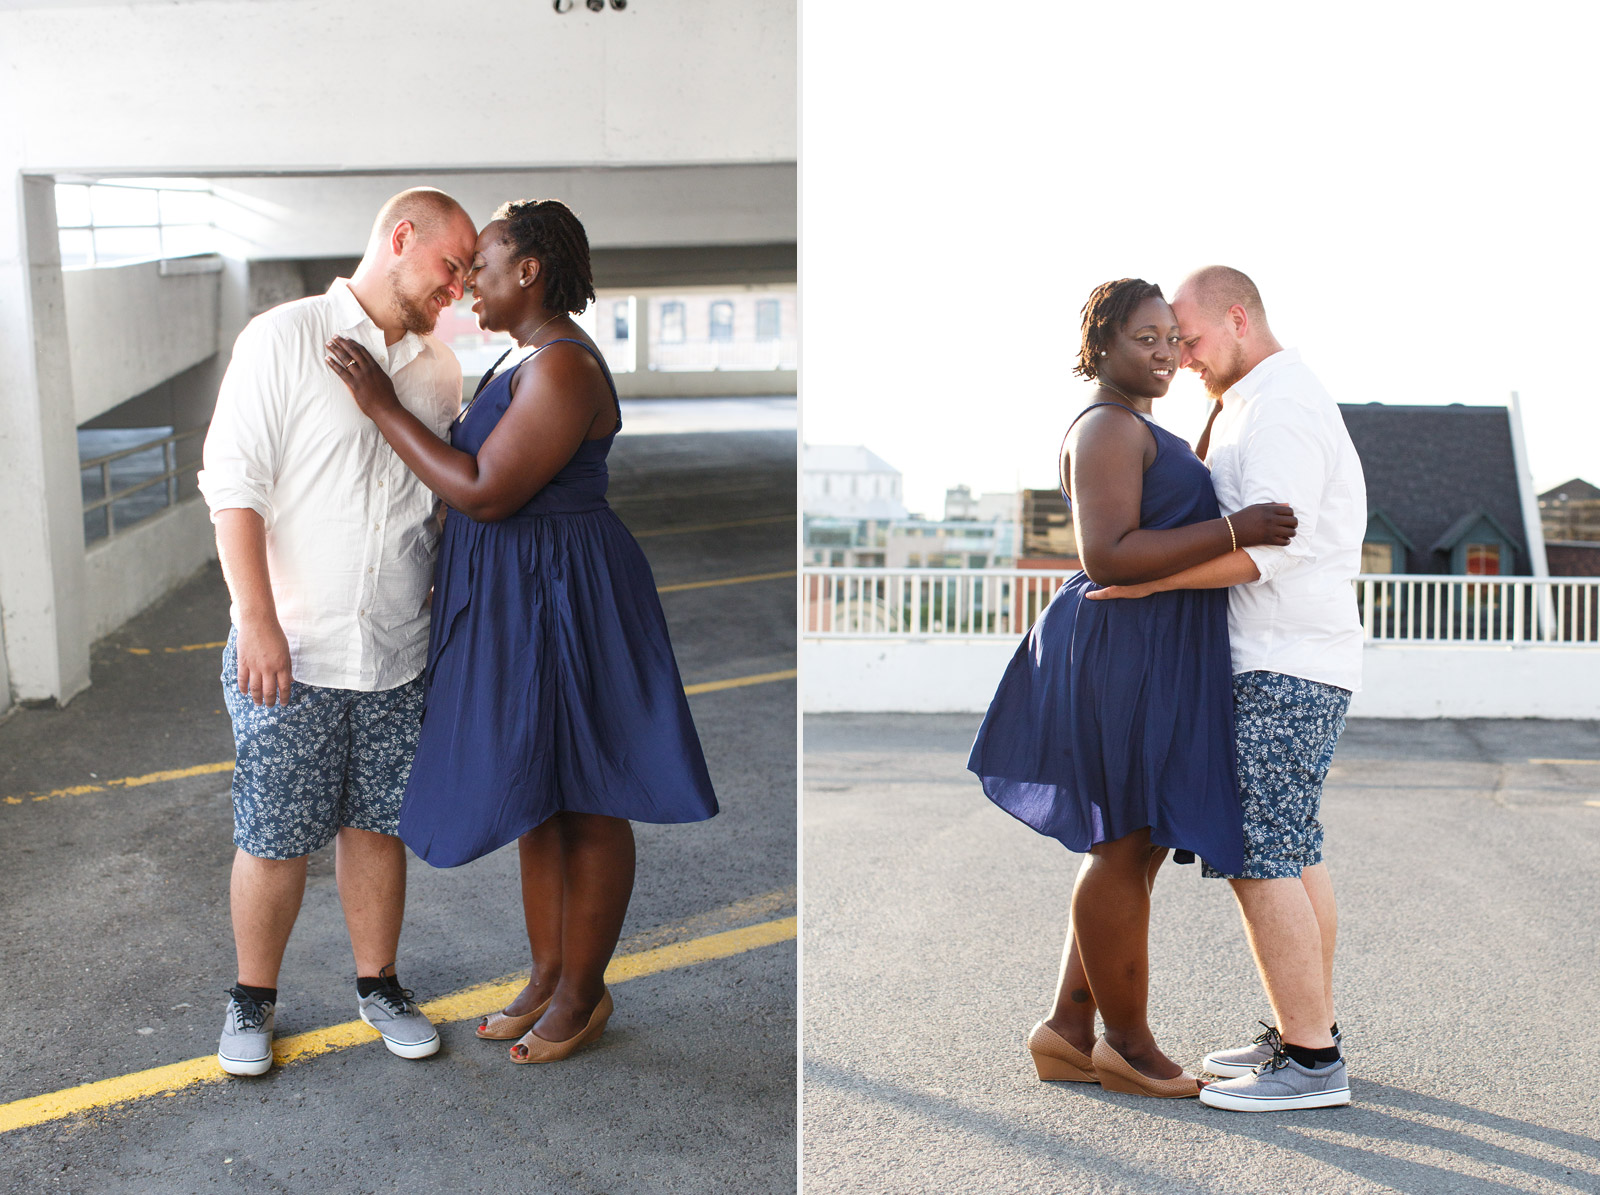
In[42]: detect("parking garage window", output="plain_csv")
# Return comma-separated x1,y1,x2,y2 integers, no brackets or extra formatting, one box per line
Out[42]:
55,179,215,269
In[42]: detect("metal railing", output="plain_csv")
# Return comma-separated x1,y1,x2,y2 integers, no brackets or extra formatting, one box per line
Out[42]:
801,567,1600,645
81,427,207,542
650,339,799,372
1354,573,1599,645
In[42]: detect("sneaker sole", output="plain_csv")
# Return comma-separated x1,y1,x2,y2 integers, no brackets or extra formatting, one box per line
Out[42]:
1202,1057,1262,1078
1199,1085,1351,1112
217,1050,272,1077
359,1008,441,1059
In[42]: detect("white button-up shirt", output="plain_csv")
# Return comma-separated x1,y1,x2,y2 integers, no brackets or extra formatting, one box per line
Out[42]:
198,278,462,691
1206,349,1367,692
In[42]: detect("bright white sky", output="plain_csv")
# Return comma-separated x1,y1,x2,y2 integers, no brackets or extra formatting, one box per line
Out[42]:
799,3,1599,518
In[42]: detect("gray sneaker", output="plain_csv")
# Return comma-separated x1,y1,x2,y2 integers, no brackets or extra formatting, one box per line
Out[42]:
1203,1022,1342,1078
1199,1044,1351,1111
217,988,275,1076
358,984,440,1059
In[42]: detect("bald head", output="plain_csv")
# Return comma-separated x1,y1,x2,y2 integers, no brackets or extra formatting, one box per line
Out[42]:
368,187,475,254
1171,265,1282,399
1174,265,1268,328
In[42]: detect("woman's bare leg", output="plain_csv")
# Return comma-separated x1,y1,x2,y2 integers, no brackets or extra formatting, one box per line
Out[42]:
1046,848,1163,1053
502,818,565,1017
523,813,636,1043
1071,829,1179,1079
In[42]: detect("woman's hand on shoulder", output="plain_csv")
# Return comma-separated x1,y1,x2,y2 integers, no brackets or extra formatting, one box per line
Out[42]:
1228,502,1297,547
325,336,400,417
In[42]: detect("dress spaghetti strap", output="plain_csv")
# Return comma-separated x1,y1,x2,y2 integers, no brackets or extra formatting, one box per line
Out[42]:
1058,401,1157,501
532,337,622,433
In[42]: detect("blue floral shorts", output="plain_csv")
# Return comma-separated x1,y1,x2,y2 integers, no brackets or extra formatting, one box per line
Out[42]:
1203,670,1351,881
221,629,424,860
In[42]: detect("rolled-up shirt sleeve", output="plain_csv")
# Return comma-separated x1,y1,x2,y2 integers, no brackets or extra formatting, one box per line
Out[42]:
1235,402,1331,586
198,317,285,527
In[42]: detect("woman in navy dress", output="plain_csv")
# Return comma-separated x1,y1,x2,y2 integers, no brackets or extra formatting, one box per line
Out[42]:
968,279,1295,1096
327,199,717,1064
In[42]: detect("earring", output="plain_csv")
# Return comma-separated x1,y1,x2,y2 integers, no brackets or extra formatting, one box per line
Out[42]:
520,279,530,288
1099,351,1108,357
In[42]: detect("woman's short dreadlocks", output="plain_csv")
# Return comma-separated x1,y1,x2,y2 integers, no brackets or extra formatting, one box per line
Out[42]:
1074,278,1164,381
493,198,597,315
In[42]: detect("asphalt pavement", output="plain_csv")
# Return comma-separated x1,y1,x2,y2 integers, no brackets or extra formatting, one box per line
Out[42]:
803,713,1600,1195
0,411,798,1194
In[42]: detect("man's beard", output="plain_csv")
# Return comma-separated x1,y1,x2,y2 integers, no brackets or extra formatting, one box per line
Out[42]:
389,270,442,335
1203,340,1249,399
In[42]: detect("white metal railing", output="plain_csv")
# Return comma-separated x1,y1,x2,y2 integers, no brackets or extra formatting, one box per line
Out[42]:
801,567,1600,646
650,339,798,372
81,427,206,542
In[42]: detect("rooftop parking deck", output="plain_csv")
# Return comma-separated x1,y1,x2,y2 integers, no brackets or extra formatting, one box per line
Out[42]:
804,712,1600,1194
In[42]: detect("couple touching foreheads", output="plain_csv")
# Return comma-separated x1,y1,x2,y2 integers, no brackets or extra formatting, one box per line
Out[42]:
969,266,1367,1112
199,188,716,1077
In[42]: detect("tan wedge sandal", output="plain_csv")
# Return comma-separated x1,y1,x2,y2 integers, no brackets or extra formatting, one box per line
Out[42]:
1026,1021,1098,1083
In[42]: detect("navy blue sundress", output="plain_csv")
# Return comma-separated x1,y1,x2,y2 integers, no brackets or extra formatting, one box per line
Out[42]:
967,402,1244,873
398,339,719,868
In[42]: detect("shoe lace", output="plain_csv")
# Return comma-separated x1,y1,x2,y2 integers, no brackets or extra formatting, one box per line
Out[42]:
1251,1022,1283,1050
228,988,270,1031
1260,1039,1294,1073
369,985,419,1016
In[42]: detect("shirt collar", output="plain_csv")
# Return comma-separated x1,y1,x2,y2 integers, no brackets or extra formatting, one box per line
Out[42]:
327,277,425,372
1224,347,1300,405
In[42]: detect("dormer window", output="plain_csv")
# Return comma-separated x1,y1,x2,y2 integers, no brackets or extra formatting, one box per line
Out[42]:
1465,543,1501,575
1431,510,1520,577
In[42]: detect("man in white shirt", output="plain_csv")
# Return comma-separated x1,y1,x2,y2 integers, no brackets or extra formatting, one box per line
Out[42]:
198,188,478,1075
1091,266,1365,1111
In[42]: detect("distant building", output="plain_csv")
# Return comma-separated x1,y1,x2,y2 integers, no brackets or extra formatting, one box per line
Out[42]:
803,452,1026,569
883,518,1018,570
1539,478,1600,543
1539,478,1600,576
1020,488,1077,564
803,445,909,521
1340,403,1536,576
944,485,1022,525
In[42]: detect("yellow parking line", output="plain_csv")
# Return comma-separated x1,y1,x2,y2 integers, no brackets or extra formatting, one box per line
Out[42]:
1531,758,1600,765
2,672,793,807
633,514,794,538
683,669,796,695
4,761,236,806
126,641,227,656
658,570,795,594
0,915,796,1135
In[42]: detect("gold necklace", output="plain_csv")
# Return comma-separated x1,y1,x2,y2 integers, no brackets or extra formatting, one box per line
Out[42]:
457,312,566,424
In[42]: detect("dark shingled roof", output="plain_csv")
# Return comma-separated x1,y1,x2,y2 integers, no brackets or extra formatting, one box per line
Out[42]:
1338,404,1526,575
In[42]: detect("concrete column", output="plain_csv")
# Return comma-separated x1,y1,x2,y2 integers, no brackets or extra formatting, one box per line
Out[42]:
0,174,90,704
632,292,652,377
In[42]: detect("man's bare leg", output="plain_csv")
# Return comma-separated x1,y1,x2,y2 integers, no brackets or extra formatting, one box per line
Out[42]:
1300,862,1337,1024
1228,876,1334,1049
334,827,407,977
231,849,308,988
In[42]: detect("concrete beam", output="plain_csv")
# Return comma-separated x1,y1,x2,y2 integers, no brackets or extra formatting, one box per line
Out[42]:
0,1,795,174
64,260,220,425
205,165,796,261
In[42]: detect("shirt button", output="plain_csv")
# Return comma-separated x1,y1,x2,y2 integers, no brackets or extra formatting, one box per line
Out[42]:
378,480,385,487
367,567,374,574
